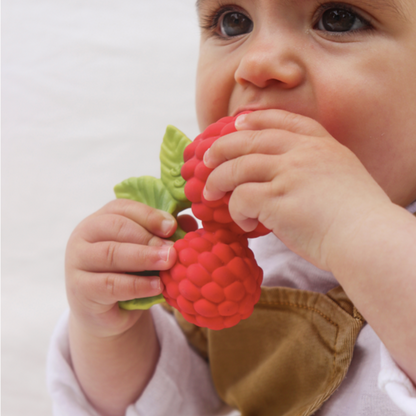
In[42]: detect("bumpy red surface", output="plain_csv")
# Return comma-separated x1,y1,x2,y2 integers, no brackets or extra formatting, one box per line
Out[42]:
181,114,270,239
160,229,263,331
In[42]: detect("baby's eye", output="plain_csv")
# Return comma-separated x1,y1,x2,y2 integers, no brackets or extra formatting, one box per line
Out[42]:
315,6,370,33
219,11,253,37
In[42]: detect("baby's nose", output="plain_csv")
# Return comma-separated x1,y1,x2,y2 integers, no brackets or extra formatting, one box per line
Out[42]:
234,33,305,90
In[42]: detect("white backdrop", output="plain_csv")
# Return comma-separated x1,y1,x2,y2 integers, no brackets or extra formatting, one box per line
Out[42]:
2,1,200,414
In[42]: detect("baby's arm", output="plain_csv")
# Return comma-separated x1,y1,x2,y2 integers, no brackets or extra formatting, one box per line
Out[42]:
65,199,177,416
203,109,416,385
324,201,416,385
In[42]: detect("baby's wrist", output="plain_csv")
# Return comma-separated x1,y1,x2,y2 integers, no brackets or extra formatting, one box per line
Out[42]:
68,307,146,340
68,309,159,415
323,200,400,276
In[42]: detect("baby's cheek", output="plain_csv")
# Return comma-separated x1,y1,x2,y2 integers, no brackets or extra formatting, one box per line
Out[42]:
196,88,230,130
196,60,235,129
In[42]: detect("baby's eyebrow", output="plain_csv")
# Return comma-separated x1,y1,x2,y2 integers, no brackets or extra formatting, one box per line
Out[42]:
196,0,209,15
357,0,409,19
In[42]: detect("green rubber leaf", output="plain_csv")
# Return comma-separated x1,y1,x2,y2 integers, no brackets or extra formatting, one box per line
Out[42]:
114,126,193,311
114,176,186,311
119,294,165,310
114,176,178,215
171,226,186,242
160,125,192,209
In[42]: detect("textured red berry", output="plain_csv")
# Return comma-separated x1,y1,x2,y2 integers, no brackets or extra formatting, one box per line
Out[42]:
160,229,262,330
181,114,271,239
159,115,273,330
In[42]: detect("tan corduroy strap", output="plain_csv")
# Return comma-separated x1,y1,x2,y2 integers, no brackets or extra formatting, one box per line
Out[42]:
170,285,365,416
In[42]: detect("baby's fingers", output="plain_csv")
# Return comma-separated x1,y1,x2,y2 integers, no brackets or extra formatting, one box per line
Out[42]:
98,199,176,239
228,182,275,232
79,214,170,247
235,109,328,137
204,129,299,170
80,270,164,306
204,154,277,201
77,241,176,273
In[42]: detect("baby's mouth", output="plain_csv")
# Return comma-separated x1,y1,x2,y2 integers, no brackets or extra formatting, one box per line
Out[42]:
232,107,261,117
231,105,276,117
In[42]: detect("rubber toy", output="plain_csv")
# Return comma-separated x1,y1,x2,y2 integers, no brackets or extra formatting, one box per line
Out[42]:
115,114,270,330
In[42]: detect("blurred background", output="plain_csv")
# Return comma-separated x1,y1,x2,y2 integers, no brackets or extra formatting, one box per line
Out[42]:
2,1,200,414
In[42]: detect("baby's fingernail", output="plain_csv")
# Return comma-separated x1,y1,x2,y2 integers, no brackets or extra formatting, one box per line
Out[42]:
160,214,175,235
158,245,172,262
203,187,223,201
203,187,213,201
150,277,162,290
203,148,213,168
235,114,248,130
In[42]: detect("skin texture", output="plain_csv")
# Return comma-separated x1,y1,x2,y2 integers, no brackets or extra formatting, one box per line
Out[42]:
66,199,178,416
66,1,416,415
198,0,416,383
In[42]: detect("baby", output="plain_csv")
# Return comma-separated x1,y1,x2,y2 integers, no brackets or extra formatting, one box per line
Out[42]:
48,0,416,415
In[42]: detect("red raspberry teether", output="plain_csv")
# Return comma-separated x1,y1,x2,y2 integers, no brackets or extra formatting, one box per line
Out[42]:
116,115,269,330
160,229,263,330
181,114,271,238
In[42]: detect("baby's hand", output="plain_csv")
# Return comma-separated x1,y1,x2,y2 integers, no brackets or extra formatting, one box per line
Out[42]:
65,199,177,337
203,109,391,271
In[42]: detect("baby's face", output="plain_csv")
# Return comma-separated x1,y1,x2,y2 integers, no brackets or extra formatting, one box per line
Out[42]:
195,0,416,206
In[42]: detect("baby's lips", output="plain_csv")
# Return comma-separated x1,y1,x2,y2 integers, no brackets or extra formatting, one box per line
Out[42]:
233,109,254,118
